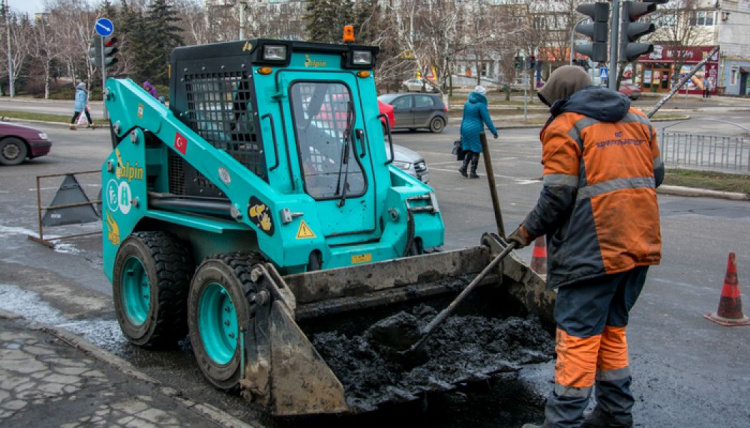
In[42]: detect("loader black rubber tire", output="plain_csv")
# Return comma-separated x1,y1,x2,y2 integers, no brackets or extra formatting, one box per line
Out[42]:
188,253,260,391
112,231,193,348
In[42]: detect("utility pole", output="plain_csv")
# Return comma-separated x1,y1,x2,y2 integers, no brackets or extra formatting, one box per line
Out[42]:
4,0,13,98
608,0,620,90
239,1,247,40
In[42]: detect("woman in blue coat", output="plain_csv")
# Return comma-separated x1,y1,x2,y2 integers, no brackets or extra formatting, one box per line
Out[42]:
459,86,498,178
69,82,94,130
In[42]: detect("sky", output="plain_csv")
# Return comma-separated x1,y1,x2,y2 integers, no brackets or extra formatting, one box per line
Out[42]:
8,0,48,17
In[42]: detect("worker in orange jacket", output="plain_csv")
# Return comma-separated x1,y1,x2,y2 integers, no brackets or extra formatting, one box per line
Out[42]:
514,66,663,428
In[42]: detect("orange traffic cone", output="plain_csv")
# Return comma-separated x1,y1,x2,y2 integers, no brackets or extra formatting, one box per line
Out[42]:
704,252,750,326
530,236,547,276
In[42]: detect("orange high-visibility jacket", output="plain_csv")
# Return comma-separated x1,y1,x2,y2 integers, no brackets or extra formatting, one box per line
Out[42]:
523,87,663,289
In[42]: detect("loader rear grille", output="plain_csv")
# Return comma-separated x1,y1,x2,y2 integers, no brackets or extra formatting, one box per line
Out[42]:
182,71,267,181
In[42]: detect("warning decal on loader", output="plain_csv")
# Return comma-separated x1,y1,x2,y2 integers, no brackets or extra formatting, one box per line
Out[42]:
296,220,316,239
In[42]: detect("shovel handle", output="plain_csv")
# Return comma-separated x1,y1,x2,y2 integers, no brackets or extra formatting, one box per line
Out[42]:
409,241,518,352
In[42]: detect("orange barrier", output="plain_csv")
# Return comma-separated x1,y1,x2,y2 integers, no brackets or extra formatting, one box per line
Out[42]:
530,236,547,276
704,252,750,326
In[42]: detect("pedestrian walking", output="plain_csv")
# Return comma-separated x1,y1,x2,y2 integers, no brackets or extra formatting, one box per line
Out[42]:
143,81,159,99
702,77,711,99
458,85,498,179
513,65,664,428
69,82,94,130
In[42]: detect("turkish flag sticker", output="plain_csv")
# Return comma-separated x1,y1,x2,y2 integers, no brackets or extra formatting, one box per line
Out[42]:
174,133,187,155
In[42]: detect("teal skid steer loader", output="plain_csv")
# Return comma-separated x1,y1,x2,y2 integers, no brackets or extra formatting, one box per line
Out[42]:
102,36,554,416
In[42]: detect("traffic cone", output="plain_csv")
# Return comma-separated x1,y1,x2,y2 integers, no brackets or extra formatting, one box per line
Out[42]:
530,236,547,276
704,252,750,326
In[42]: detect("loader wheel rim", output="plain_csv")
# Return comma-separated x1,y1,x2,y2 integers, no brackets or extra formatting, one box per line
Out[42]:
198,282,238,365
121,256,150,326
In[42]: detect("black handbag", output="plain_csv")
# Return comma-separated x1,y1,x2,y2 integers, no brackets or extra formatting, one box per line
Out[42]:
452,140,466,160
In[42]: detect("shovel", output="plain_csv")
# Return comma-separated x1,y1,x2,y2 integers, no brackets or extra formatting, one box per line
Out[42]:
399,239,518,356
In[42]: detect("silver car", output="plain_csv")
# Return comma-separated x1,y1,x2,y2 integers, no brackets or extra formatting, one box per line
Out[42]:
389,143,430,184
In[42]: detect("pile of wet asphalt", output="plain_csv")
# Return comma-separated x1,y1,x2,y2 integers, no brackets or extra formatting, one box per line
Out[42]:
311,304,554,412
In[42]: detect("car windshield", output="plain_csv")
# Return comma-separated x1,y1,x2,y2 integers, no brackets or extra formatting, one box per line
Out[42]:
290,81,366,200
377,94,398,104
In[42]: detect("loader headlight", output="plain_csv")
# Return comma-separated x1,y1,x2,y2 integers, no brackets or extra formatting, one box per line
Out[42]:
351,50,372,65
263,45,287,61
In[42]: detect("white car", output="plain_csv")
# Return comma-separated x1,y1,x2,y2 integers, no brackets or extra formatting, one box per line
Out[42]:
402,78,437,93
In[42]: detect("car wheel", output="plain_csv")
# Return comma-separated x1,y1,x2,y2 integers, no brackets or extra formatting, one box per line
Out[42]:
429,117,446,134
0,138,28,166
113,231,193,348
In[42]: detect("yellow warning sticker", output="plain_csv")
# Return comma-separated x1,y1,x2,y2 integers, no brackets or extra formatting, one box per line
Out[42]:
296,220,316,239
351,253,372,264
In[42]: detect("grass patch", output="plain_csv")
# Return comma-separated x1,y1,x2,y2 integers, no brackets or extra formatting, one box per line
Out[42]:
664,169,750,194
0,110,107,126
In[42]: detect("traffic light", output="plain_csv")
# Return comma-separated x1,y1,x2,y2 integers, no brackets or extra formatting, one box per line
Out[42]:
88,36,102,67
514,56,523,69
103,36,119,68
619,1,660,62
528,56,536,70
575,2,610,63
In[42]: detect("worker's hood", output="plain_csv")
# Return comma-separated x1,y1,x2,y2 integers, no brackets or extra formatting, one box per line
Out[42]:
551,86,631,123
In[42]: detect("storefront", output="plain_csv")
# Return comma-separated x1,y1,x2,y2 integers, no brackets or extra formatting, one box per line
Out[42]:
638,45,719,95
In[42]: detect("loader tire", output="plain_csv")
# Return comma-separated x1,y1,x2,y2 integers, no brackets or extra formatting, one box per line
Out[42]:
113,231,193,348
188,253,260,391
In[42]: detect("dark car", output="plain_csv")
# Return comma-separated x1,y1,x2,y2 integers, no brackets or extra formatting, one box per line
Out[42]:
0,122,52,165
377,93,448,133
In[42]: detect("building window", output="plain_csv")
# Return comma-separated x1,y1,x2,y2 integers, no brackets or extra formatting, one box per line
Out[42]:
730,67,738,86
690,11,717,26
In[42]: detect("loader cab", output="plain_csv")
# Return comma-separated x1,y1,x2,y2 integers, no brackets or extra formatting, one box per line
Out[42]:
169,39,388,242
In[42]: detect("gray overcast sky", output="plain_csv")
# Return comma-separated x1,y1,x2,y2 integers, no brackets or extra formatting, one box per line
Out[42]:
9,0,46,17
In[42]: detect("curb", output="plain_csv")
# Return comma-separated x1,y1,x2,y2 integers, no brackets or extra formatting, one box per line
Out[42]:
0,308,258,428
657,185,749,201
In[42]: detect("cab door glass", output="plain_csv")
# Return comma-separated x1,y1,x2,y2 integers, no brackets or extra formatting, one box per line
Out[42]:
290,81,366,200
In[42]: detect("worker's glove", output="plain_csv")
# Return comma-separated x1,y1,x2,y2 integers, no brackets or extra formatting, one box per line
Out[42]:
507,226,532,248
493,133,499,139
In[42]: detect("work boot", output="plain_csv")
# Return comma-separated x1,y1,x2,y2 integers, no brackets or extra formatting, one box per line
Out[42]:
581,407,633,428
69,124,77,130
469,169,480,179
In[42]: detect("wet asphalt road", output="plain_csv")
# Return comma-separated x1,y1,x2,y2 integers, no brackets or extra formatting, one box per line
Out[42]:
1,104,750,427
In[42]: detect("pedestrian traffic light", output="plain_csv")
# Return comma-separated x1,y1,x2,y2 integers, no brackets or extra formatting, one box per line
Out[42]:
103,36,119,68
88,35,102,67
575,2,610,63
619,0,659,62
514,56,523,69
528,56,536,69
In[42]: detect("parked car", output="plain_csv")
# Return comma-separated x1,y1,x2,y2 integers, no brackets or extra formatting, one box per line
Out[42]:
0,122,52,166
619,82,641,100
378,100,395,131
402,78,437,93
377,93,448,133
388,143,430,184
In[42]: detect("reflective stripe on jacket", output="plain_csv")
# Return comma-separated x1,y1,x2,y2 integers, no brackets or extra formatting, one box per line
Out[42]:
523,87,662,289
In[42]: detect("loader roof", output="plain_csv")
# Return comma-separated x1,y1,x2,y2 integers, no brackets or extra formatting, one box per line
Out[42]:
170,39,379,69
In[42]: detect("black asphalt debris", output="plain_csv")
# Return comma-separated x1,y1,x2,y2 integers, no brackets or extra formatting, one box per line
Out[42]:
311,304,554,412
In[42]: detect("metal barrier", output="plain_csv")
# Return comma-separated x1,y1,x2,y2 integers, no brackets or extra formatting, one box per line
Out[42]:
660,120,750,173
28,170,102,248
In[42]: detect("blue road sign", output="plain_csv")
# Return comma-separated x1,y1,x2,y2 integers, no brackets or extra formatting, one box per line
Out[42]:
95,18,114,37
600,67,609,79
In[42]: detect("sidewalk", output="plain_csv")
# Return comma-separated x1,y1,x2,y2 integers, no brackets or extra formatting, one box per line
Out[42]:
0,309,255,428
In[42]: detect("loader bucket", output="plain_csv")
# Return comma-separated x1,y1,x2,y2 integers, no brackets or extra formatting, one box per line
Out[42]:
243,233,556,415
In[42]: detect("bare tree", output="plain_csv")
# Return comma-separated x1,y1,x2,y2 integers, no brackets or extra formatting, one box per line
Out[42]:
0,12,33,96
